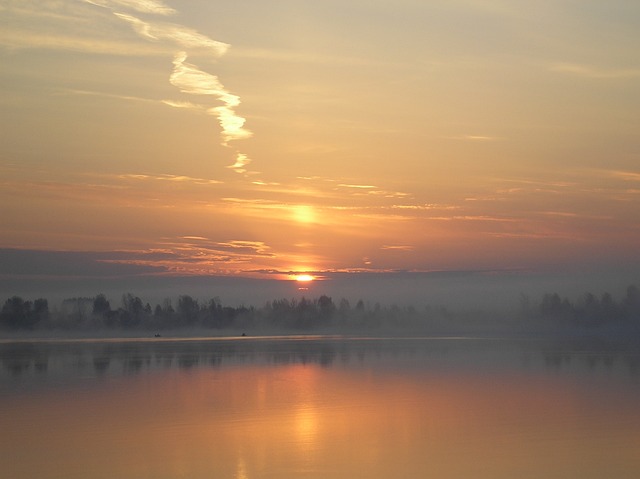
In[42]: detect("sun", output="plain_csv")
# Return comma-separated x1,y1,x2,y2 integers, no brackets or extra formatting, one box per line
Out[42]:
295,274,315,282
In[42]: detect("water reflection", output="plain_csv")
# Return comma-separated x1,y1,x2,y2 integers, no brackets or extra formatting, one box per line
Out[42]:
2,336,640,381
1,336,640,479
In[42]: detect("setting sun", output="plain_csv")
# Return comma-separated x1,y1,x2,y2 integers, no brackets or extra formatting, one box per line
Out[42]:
0,0,638,311
295,274,315,282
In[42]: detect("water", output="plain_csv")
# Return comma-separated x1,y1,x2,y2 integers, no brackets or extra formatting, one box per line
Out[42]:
1,336,639,478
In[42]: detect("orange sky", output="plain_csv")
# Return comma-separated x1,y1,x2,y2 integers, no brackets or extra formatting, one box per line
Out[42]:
1,0,639,298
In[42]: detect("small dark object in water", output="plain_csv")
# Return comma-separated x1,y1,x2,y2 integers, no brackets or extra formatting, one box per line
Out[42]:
241,332,246,337
155,333,162,338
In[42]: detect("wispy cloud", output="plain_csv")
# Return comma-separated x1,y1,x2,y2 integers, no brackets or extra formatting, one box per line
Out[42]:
335,183,408,198
381,245,414,251
60,88,159,104
446,135,503,141
550,62,640,80
160,99,205,111
607,170,640,182
82,0,255,174
337,183,377,190
0,29,168,55
86,0,176,16
170,52,252,144
391,204,460,211
227,154,253,174
113,13,229,55
100,237,278,275
118,173,222,185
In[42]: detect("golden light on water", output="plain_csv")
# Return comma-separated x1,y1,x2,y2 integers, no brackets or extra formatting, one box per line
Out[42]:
3,342,640,479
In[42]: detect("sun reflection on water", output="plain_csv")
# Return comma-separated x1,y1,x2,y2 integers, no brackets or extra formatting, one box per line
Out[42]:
293,404,319,450
234,457,249,479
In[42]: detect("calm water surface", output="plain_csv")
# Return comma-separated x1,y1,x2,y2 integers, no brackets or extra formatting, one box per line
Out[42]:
1,336,639,478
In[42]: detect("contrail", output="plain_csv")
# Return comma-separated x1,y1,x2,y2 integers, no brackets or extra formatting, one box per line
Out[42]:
170,52,252,145
84,0,254,174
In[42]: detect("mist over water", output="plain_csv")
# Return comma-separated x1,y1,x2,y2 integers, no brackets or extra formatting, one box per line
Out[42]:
2,337,640,479
1,250,638,311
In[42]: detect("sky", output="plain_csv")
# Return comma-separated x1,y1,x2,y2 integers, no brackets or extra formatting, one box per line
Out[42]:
1,0,639,307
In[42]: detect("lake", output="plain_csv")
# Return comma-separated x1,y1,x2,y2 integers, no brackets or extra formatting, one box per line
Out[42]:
1,335,639,478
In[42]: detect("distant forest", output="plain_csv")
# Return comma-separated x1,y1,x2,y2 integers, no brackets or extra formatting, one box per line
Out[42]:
1,285,639,334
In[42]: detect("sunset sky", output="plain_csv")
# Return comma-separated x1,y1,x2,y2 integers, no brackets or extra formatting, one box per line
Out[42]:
1,0,639,305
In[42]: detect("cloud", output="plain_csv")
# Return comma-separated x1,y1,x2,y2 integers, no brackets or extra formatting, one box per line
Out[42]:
118,173,222,185
114,13,229,55
85,0,176,16
391,204,460,211
337,183,377,190
0,29,169,55
161,99,205,111
446,135,502,141
0,248,163,279
608,170,640,182
550,62,640,80
381,245,414,251
0,2,166,55
93,238,279,275
227,153,253,174
61,88,161,104
170,52,251,144
83,2,255,174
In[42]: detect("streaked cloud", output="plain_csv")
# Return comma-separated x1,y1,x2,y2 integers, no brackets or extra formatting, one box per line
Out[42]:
113,13,229,55
446,135,502,141
550,62,640,80
381,245,414,251
227,154,253,174
607,170,640,182
0,2,154,54
161,99,205,111
0,29,168,55
118,173,223,185
85,0,176,16
99,238,278,275
61,88,160,104
82,1,254,174
170,52,251,144
391,204,459,211
337,183,377,190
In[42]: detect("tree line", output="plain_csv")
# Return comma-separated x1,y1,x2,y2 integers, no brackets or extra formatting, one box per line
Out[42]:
530,285,640,326
1,285,639,333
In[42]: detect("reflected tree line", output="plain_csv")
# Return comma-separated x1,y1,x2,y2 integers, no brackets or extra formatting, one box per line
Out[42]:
2,337,640,379
1,285,639,332
0,339,347,377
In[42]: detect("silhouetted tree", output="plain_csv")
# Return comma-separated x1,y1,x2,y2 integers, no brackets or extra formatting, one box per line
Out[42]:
60,297,93,328
622,285,640,322
32,298,49,325
120,293,145,328
178,295,199,326
600,292,618,322
1,296,31,329
539,293,572,321
317,295,335,324
202,298,227,328
93,294,111,316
